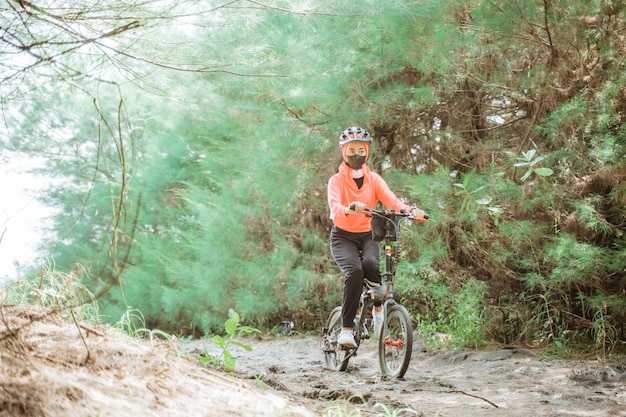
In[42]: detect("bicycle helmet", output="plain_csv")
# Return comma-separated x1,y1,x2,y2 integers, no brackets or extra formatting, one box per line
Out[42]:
338,126,371,147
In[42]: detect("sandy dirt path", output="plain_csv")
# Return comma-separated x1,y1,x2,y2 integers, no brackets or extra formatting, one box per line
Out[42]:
2,304,623,417
183,334,626,417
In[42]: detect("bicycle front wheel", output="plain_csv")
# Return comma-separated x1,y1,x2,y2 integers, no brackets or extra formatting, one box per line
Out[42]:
322,307,351,371
379,304,413,378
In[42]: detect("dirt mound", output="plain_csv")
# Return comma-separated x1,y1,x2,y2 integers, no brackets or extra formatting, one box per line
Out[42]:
0,305,314,417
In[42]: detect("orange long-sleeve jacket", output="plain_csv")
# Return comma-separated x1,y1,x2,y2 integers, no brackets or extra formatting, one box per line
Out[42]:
327,162,412,233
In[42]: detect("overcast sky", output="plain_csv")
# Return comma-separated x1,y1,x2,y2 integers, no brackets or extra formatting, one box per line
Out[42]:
0,157,53,282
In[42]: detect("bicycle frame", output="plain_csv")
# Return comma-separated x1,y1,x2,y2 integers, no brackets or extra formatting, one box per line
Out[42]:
380,212,403,298
354,210,410,341
368,209,416,324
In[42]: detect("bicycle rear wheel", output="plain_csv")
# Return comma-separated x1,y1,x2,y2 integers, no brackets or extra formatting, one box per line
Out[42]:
321,307,351,371
379,304,413,378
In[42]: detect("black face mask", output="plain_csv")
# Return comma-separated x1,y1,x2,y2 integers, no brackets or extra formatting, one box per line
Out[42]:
346,154,366,170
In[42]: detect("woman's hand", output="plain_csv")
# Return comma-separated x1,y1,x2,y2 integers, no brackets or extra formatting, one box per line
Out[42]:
411,207,426,219
345,202,366,214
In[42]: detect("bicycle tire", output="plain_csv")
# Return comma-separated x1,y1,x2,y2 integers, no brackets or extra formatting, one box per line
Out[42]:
379,304,413,378
322,307,351,371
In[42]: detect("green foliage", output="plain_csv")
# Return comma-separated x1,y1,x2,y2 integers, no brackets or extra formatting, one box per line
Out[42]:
413,276,488,350
4,0,626,354
496,219,547,273
581,293,626,355
452,170,505,224
397,257,487,349
519,292,570,349
570,198,614,238
198,309,260,371
511,149,554,182
544,235,604,288
454,175,487,214
519,233,626,353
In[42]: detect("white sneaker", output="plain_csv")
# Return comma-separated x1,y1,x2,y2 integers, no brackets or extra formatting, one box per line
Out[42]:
372,307,384,337
337,330,356,347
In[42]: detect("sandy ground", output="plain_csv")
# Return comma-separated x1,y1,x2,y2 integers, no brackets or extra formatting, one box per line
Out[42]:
184,334,626,417
1,305,625,417
0,305,312,417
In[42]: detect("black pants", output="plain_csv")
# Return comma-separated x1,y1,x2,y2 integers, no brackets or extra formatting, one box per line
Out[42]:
330,226,382,328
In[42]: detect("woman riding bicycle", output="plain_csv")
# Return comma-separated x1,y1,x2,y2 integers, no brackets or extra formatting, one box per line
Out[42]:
327,126,425,347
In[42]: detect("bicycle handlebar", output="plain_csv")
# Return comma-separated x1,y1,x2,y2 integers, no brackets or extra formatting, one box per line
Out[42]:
348,205,429,223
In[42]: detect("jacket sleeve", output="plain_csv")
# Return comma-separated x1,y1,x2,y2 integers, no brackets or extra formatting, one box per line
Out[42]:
327,174,347,220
